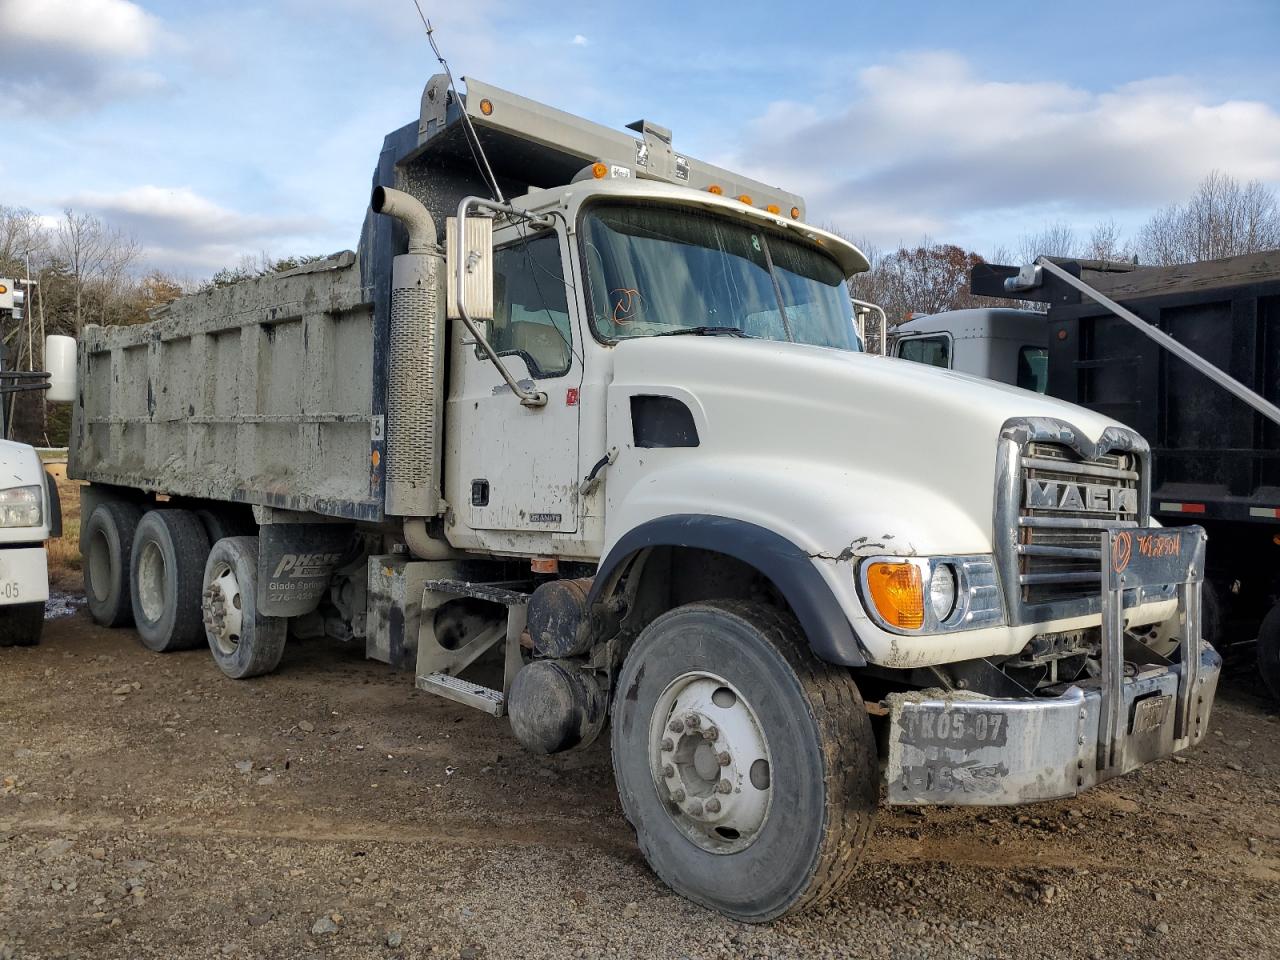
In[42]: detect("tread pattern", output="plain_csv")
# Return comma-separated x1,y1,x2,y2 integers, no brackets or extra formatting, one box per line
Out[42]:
697,599,879,914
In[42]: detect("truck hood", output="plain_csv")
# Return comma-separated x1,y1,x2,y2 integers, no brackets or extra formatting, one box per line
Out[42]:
0,438,45,489
605,336,1129,557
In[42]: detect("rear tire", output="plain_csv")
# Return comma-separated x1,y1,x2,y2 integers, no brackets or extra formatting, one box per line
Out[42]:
0,603,44,647
1258,601,1280,701
129,509,211,652
203,536,286,679
82,500,143,627
610,600,879,922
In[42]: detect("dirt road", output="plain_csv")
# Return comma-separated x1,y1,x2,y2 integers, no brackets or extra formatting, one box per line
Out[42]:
2,613,1278,960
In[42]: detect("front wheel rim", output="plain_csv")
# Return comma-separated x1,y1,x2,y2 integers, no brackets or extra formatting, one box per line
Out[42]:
648,672,773,855
203,561,244,656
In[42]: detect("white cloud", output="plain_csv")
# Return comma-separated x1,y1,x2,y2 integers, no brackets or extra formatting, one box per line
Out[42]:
62,186,332,274
3,0,159,58
571,34,589,46
731,52,1280,250
0,0,167,112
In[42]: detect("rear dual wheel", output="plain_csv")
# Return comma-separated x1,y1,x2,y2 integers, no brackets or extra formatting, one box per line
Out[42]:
129,509,211,652
611,600,879,922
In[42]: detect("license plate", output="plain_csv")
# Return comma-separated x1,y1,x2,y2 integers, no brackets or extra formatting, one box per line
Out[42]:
1132,694,1171,734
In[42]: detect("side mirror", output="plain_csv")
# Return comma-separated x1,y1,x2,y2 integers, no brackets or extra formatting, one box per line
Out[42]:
44,335,76,403
446,215,494,322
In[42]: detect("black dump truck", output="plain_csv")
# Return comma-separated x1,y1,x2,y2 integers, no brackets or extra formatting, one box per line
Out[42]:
897,252,1280,698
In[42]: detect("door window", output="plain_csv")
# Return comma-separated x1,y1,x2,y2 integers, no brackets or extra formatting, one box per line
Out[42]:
1017,345,1049,393
491,234,574,379
898,335,951,368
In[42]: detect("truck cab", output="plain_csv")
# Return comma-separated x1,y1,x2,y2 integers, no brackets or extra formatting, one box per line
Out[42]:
64,76,1221,922
0,439,57,646
892,307,1049,392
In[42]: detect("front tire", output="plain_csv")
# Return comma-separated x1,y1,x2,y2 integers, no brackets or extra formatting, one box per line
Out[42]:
0,603,44,647
610,600,878,922
1258,601,1280,701
202,536,286,679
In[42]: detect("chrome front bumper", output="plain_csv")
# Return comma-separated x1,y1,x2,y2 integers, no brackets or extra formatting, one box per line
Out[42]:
884,643,1220,805
885,524,1217,806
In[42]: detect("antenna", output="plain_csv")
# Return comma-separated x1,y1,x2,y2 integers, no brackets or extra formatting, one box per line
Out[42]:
410,3,504,204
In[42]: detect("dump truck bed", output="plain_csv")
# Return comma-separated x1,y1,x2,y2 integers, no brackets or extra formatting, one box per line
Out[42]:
68,253,386,521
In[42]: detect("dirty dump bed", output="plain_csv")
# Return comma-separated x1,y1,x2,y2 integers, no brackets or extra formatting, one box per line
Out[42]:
68,253,384,522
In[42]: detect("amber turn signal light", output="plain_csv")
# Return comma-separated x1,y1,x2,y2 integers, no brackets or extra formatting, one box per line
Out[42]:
865,561,924,630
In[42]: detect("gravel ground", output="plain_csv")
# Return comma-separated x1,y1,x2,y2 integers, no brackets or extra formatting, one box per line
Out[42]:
1,612,1277,960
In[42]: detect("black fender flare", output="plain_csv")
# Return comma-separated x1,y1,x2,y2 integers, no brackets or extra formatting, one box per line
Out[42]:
587,514,867,667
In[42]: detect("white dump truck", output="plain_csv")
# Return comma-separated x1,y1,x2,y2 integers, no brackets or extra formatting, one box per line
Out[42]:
64,77,1220,921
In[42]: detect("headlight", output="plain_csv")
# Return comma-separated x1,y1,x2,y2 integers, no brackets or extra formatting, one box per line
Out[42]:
929,563,957,620
0,485,43,528
859,555,1003,634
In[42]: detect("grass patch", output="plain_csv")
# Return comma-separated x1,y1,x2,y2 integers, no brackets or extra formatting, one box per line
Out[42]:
47,464,82,590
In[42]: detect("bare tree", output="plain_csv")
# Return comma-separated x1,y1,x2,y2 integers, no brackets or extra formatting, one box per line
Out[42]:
1016,221,1079,265
55,209,140,333
1085,218,1131,262
1137,171,1280,265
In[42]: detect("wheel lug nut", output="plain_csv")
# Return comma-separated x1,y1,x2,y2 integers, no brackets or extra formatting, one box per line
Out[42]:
671,789,685,803
717,779,732,794
717,751,731,766
702,727,718,741
687,800,703,816
669,719,684,734
705,798,721,814
684,714,700,729
660,738,674,751
662,764,674,778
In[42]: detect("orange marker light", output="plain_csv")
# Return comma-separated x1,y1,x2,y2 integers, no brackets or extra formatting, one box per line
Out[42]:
479,98,494,116
737,194,753,205
790,206,801,219
766,203,780,214
865,561,924,629
592,162,608,179
707,184,723,195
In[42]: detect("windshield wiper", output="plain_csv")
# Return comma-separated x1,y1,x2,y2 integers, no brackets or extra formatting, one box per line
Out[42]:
652,325,752,338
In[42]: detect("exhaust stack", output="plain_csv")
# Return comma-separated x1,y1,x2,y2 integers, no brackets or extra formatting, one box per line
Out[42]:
371,186,445,521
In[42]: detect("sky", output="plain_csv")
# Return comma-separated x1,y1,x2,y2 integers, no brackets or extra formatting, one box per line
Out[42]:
3,0,1279,277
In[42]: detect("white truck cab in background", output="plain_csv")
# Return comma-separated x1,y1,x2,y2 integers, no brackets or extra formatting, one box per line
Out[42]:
0,327,73,647
892,307,1050,393
0,438,58,645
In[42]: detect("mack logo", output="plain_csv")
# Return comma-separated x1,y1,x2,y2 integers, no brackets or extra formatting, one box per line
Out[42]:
1025,479,1137,514
272,552,342,579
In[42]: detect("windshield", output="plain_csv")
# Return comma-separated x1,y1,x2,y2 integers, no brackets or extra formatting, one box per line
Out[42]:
581,203,860,350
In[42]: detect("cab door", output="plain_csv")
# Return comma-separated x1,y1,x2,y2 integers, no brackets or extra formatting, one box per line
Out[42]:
446,225,582,534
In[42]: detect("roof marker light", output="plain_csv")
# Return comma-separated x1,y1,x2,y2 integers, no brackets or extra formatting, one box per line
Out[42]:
707,185,723,195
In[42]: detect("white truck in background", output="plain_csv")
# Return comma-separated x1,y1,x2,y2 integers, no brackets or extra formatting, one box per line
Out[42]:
60,78,1220,921
0,280,73,646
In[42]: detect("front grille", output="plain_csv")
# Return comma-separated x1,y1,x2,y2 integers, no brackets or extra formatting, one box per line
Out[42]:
1018,442,1141,606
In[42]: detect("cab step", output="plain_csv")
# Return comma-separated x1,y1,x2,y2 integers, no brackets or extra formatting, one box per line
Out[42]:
416,672,506,716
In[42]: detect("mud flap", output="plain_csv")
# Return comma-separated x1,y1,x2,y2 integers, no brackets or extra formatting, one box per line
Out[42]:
256,523,354,617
